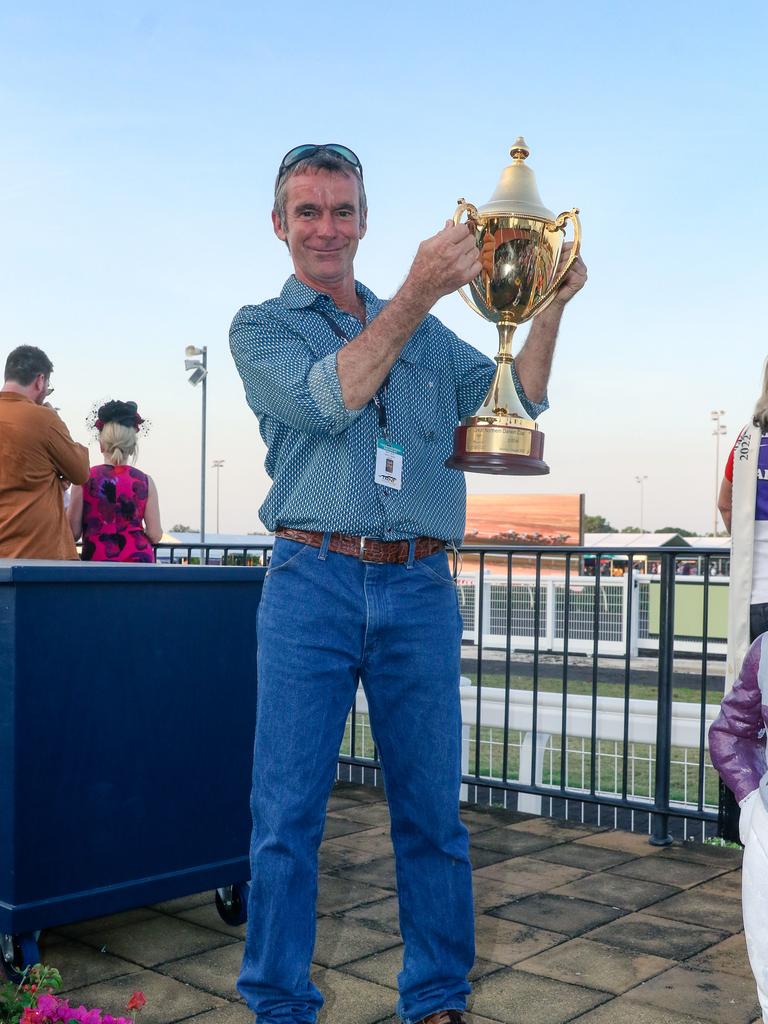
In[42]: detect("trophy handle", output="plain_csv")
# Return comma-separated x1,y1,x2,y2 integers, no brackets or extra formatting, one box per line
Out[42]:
452,198,486,319
533,208,582,316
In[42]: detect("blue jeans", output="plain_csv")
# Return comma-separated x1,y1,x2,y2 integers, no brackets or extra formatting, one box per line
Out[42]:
237,537,474,1023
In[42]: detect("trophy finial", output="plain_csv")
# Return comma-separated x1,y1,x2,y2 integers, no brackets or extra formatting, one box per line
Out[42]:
510,137,530,161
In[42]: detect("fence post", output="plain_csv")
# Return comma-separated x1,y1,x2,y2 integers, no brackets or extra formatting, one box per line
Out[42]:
651,551,675,845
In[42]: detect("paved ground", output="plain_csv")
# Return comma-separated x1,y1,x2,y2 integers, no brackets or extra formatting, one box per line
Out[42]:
24,783,758,1024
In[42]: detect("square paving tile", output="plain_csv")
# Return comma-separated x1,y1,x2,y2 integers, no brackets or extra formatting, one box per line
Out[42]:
514,935,674,994
333,856,397,891
328,801,391,826
319,843,377,873
627,964,760,1023
472,855,588,895
474,913,566,966
488,893,625,936
313,967,396,1024
176,902,246,940
606,854,733,888
332,782,387,804
505,818,601,841
471,828,565,858
575,830,663,856
572,997,725,1023
151,892,212,914
655,841,744,868
548,870,680,911
470,846,524,870
469,966,611,1022
695,870,743,899
175,1004,253,1024
322,816,376,840
312,918,402,968
74,914,237,967
687,932,754,977
344,895,401,934
158,940,243,999
317,874,392,914
324,826,393,858
55,908,163,940
42,939,143,992
63,968,227,1024
651,887,746,934
532,843,636,871
583,911,728,959
341,943,502,989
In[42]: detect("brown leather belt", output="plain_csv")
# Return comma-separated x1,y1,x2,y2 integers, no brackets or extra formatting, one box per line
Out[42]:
275,528,445,564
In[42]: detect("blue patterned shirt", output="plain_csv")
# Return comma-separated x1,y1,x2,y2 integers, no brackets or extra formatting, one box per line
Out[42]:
230,276,548,544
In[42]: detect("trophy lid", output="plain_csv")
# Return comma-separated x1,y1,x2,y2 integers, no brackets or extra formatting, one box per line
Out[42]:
477,138,555,219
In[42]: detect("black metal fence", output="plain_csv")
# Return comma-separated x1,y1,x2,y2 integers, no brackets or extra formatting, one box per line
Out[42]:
156,541,726,841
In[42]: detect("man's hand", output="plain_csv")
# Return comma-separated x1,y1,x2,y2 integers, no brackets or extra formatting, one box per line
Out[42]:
551,242,588,307
404,222,482,306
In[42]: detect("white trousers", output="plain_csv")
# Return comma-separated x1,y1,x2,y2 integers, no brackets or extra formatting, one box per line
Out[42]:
742,793,768,1022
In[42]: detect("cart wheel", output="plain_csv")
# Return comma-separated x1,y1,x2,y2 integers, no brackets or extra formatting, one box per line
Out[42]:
0,932,40,982
215,882,249,926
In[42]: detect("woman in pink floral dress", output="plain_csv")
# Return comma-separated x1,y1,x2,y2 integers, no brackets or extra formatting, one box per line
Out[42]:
67,400,162,562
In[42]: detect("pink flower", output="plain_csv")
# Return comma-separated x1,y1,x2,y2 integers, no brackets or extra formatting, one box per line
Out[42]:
21,1009,43,1024
37,994,59,1017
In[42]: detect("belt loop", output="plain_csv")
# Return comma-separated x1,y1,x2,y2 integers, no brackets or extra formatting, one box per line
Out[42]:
318,532,332,560
406,539,416,570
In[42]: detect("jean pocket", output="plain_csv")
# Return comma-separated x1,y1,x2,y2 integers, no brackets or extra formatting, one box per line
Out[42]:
412,550,456,587
266,538,311,576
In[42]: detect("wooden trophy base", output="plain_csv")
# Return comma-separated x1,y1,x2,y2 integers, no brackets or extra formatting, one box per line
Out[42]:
445,421,549,476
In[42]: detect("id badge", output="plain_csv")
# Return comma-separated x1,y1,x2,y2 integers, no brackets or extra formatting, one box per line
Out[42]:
375,439,403,490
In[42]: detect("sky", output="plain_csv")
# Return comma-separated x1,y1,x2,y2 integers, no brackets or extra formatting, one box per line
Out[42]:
1,1,766,535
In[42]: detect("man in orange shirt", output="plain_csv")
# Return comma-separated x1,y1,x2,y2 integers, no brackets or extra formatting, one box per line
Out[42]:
0,346,89,559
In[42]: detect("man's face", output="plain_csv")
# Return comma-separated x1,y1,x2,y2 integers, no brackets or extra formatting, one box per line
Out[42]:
272,169,366,291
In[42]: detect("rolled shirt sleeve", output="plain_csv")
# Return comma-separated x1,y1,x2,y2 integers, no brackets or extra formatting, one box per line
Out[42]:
230,306,363,437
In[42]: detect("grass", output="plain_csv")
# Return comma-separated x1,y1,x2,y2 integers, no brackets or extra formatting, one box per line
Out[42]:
462,669,721,706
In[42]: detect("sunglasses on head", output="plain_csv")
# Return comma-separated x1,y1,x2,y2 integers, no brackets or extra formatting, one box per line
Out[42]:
277,144,363,182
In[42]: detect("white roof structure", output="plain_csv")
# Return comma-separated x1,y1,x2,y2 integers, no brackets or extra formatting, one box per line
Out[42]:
584,532,688,548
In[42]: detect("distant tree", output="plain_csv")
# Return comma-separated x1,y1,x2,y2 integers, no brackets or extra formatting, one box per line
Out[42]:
584,514,616,533
170,523,194,532
655,525,695,537
621,525,643,533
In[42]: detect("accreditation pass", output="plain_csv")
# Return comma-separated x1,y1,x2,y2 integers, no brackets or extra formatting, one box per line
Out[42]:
374,438,403,490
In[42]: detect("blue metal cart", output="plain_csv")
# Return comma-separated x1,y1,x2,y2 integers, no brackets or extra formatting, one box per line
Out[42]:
0,561,265,975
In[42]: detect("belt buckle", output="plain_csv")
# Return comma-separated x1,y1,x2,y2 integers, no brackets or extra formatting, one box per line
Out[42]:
359,536,378,563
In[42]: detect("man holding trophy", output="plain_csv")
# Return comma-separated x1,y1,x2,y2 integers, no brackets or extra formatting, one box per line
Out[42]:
230,141,586,1024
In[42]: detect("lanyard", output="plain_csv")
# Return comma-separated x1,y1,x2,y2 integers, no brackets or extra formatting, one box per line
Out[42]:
315,309,390,436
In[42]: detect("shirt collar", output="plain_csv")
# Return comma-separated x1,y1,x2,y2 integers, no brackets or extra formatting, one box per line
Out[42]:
280,275,379,313
279,275,424,364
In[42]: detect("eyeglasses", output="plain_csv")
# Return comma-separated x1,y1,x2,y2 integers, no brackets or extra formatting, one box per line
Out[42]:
276,144,364,183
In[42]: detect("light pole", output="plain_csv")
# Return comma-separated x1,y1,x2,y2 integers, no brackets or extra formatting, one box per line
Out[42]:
212,459,225,534
711,410,727,535
184,346,208,543
635,475,648,532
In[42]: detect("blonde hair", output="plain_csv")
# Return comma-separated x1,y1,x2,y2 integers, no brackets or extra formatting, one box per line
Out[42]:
754,359,768,432
100,422,138,465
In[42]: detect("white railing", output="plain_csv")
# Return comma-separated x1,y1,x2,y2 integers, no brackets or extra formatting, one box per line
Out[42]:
456,572,728,657
342,684,718,822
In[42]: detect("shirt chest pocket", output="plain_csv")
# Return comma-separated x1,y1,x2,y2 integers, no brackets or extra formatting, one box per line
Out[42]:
397,365,450,445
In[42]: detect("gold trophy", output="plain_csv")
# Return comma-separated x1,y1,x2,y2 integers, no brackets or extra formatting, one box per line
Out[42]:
445,138,581,475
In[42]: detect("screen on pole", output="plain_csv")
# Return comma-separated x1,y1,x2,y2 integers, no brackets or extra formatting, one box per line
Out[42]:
464,493,584,546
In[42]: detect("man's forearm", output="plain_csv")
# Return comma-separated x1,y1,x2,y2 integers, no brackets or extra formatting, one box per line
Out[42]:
336,281,433,410
514,300,564,404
